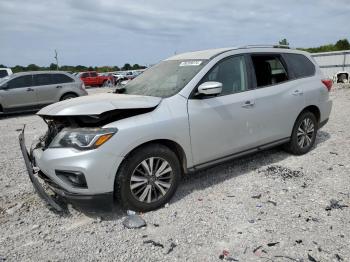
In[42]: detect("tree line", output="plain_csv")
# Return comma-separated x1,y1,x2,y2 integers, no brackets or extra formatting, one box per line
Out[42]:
279,38,350,53
2,39,350,73
0,63,147,74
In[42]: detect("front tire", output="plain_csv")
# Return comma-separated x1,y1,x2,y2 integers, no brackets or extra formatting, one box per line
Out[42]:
115,144,181,212
60,93,77,101
285,111,318,155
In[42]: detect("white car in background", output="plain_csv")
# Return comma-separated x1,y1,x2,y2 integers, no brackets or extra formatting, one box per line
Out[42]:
0,68,13,79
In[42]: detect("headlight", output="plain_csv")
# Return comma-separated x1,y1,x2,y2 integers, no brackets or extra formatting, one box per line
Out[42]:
49,127,117,150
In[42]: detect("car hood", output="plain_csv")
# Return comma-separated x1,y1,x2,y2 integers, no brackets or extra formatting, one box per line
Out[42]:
37,93,162,116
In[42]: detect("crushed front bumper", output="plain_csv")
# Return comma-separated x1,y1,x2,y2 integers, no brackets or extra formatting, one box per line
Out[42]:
19,129,113,213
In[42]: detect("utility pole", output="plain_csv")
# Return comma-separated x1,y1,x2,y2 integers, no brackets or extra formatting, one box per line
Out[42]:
54,49,59,70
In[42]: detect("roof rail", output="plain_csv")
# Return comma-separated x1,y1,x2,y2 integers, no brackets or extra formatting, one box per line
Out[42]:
238,44,291,49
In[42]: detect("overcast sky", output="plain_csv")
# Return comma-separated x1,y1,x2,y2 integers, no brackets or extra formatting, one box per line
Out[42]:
0,0,349,67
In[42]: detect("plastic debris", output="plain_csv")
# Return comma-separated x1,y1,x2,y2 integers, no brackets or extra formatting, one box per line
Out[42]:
127,210,136,215
122,214,146,229
252,194,262,199
335,254,343,261
253,246,263,253
143,240,164,248
295,240,303,244
325,199,348,211
166,242,177,254
267,200,277,206
307,254,318,262
165,203,169,208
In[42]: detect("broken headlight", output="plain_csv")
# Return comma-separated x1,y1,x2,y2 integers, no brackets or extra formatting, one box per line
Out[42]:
49,128,117,150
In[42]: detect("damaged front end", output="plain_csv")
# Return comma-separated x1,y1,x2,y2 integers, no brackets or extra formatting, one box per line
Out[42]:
19,94,161,213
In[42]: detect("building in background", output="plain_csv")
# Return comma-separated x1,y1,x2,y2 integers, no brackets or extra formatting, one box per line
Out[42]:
311,50,350,80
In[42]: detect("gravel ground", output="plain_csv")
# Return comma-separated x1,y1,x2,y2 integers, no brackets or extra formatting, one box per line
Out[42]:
0,87,350,262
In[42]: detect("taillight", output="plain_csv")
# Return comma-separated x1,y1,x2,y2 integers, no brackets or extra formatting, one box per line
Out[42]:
321,79,332,92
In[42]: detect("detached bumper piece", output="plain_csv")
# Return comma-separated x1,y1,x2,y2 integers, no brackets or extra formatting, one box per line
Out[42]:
19,129,66,213
19,129,113,213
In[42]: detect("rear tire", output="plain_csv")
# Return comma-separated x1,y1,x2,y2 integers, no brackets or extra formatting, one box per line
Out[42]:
115,144,181,212
284,111,318,155
60,93,77,101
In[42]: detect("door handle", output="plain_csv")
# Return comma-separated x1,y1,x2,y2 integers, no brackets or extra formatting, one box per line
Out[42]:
242,100,255,108
292,89,303,96
26,88,34,92
56,85,62,88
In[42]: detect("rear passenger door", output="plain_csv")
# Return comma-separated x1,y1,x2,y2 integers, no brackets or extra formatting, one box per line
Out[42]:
51,73,75,101
248,53,305,144
33,74,57,105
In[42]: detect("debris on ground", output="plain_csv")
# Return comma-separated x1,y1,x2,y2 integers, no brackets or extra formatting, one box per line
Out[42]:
218,250,238,261
122,214,146,229
259,165,304,180
274,255,300,261
166,242,177,254
267,242,279,247
253,246,263,253
308,254,318,262
325,199,348,211
143,240,164,248
295,240,303,244
335,254,343,261
127,210,136,215
266,200,277,206
251,194,262,199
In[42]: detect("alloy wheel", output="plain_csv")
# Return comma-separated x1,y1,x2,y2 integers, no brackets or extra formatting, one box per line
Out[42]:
130,157,173,203
297,117,315,148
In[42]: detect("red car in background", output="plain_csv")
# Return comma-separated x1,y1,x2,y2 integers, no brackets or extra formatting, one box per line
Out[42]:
78,71,114,87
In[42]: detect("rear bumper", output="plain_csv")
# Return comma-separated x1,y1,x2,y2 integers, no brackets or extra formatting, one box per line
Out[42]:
19,129,114,213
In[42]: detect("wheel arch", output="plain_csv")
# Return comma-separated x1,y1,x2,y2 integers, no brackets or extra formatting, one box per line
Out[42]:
59,92,78,101
298,105,320,124
120,139,189,175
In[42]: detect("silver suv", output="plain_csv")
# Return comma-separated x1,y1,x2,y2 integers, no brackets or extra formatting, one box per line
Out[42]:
20,46,332,212
0,71,87,114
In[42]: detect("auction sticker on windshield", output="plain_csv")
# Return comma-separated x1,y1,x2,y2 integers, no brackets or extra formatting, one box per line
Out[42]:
179,61,202,67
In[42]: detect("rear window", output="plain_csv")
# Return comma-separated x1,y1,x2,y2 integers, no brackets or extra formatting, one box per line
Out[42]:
284,53,315,79
33,74,52,86
0,70,8,78
51,73,74,84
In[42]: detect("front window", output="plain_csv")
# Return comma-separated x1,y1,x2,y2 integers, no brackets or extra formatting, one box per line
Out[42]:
122,60,208,98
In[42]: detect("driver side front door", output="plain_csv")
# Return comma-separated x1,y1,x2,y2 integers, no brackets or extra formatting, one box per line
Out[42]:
187,55,260,167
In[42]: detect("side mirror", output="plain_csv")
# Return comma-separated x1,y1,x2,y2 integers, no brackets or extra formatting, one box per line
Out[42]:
197,81,222,96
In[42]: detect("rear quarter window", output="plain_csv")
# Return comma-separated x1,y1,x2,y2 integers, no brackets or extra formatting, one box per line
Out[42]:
284,53,315,79
51,73,74,84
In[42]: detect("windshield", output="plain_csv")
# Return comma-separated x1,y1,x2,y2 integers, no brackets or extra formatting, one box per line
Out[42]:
122,59,208,98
